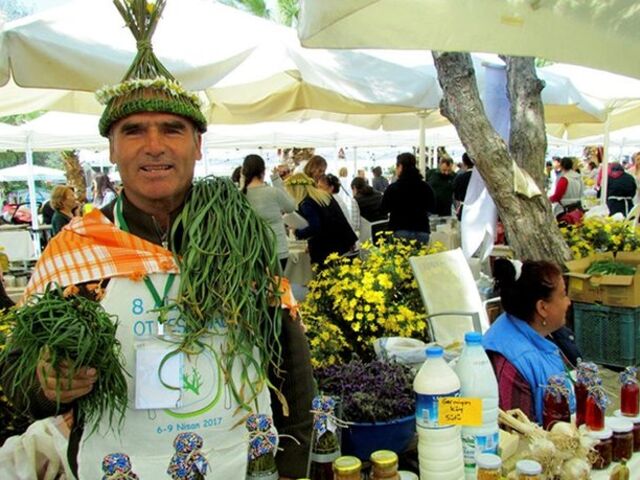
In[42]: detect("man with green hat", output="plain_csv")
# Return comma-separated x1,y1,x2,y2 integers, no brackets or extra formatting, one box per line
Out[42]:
1,1,313,478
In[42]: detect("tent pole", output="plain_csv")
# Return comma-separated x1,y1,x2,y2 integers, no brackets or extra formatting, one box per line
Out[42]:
600,111,611,207
352,146,357,179
26,136,41,259
417,111,427,174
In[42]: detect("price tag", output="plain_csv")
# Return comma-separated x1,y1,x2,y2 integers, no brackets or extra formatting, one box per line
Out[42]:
437,397,482,426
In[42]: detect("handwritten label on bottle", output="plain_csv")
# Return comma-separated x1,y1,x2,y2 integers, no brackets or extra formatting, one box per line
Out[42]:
437,397,482,427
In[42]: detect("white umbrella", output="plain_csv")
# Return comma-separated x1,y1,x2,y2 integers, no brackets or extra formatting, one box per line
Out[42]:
0,164,66,182
297,0,640,80
0,0,440,123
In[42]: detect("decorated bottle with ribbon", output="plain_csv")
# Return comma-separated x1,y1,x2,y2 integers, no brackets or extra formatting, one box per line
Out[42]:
620,366,640,417
309,395,342,480
585,381,609,431
101,453,139,480
246,414,279,480
575,361,599,427
167,432,210,480
542,374,571,430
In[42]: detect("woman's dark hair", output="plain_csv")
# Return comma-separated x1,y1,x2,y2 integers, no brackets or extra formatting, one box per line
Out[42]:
231,166,242,185
396,152,423,180
241,154,266,194
493,258,563,324
351,177,375,196
372,166,383,177
560,157,574,171
324,173,342,195
95,174,116,195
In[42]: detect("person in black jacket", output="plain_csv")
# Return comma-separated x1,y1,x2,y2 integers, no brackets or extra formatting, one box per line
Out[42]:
285,173,357,266
351,177,386,222
600,162,637,216
453,152,474,220
425,157,456,217
381,152,436,244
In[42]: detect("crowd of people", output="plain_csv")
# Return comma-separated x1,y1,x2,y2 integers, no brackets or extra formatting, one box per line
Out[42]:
547,149,640,223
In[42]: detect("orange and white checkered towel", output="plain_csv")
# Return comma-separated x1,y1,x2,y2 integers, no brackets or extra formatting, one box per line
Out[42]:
23,209,298,316
23,209,178,300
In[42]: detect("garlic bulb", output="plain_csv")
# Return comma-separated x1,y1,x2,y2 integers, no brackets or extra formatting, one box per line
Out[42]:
560,458,591,479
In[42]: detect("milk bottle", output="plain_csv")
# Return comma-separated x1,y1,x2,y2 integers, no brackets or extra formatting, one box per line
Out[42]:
414,346,464,479
454,332,499,479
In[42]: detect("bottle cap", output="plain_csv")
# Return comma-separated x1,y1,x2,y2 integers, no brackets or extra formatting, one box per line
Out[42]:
516,459,542,475
607,417,634,433
333,456,361,474
587,426,612,440
426,346,443,358
370,449,398,467
614,409,640,424
464,331,482,345
476,453,502,469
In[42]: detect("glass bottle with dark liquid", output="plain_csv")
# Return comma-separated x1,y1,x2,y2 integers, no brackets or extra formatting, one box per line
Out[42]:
542,374,571,430
620,367,640,417
585,382,609,431
575,361,599,427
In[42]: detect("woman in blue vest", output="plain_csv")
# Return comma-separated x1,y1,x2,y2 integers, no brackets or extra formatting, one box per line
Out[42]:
482,258,575,424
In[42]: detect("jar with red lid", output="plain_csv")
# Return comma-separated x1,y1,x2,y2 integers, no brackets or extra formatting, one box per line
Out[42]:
609,417,634,463
620,366,639,417
542,374,571,431
585,382,609,431
588,427,612,470
575,361,599,428
614,409,640,452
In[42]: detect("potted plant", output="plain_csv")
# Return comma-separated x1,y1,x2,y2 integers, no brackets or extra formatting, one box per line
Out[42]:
301,234,443,366
314,358,416,460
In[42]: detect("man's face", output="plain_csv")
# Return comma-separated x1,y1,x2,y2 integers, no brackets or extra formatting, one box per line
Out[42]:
109,112,202,210
439,161,452,175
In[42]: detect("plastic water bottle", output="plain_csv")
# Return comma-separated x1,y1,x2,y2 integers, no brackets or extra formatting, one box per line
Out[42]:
454,332,499,480
414,346,464,479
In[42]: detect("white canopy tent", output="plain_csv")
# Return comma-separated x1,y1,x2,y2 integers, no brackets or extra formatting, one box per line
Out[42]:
0,164,65,182
297,0,640,80
0,0,440,123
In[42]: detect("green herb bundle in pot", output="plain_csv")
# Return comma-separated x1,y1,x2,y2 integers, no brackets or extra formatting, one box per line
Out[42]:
0,285,127,433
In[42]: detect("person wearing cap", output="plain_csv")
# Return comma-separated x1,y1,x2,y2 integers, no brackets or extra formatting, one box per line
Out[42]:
482,259,575,425
0,1,313,478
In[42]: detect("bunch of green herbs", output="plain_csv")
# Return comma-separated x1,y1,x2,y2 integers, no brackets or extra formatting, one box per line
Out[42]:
0,284,127,434
168,176,284,414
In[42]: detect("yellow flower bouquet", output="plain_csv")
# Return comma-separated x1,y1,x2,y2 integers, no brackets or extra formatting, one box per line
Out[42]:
301,234,444,367
560,217,640,259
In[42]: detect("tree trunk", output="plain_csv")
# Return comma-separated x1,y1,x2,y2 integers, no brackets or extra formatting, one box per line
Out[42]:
431,52,571,263
60,150,87,203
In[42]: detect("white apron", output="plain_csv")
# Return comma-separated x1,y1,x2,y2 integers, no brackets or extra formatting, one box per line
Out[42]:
77,273,271,479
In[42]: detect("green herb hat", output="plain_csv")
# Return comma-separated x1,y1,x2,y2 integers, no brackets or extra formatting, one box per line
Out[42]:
97,0,207,137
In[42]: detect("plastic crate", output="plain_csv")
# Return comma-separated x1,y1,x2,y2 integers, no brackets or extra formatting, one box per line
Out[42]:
573,302,640,367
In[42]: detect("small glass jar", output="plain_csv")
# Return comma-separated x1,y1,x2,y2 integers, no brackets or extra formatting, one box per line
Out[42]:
515,460,542,480
332,456,361,480
609,418,634,462
588,427,613,470
476,453,502,480
614,409,640,452
370,450,399,480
